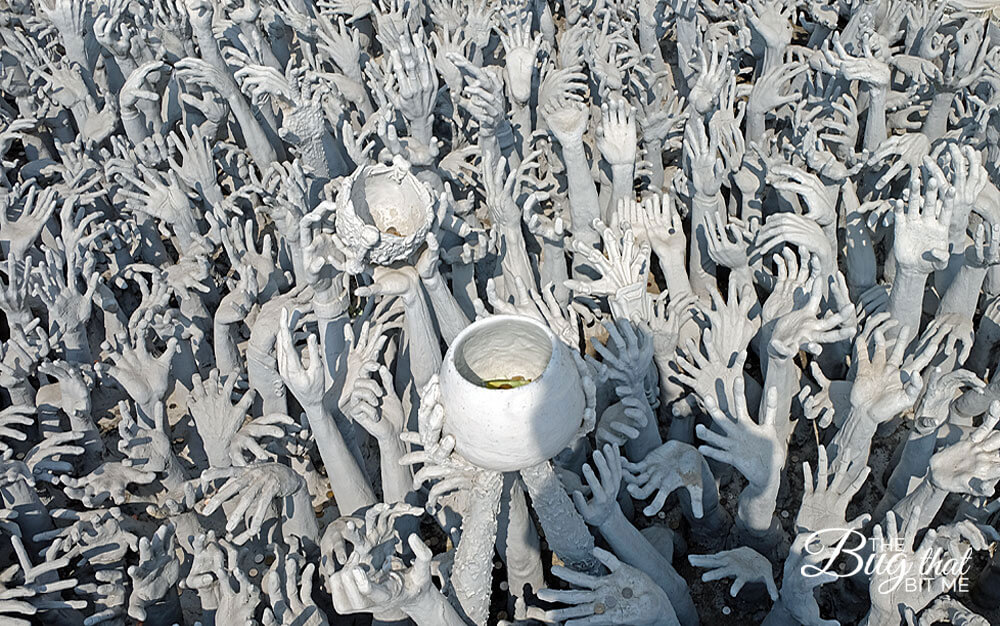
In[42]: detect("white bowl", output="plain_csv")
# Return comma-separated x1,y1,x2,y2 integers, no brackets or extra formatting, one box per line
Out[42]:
439,315,585,471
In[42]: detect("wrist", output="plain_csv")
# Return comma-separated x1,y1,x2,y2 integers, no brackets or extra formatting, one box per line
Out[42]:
403,586,463,626
765,340,796,364
313,285,348,321
866,83,888,103
378,433,407,459
399,275,423,307
407,115,434,146
611,162,635,177
731,264,753,282
283,485,320,545
61,325,88,347
737,475,780,530
926,464,952,493
893,256,933,279
845,407,879,440
120,105,141,119
762,45,783,73
405,585,437,614
597,502,629,535
162,452,188,487
421,270,443,291
650,238,685,263
912,413,945,437
203,440,232,468
558,138,587,158
692,192,720,214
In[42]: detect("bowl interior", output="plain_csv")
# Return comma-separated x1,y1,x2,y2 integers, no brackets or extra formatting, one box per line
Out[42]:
351,173,427,238
454,318,553,387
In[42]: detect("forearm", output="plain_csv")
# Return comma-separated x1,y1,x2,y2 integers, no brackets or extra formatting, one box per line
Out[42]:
828,408,878,467
887,265,929,339
688,458,731,541
537,239,570,305
401,289,443,393
642,139,666,190
195,173,226,208
54,28,93,73
519,461,598,573
178,288,213,330
377,437,413,504
170,212,204,257
689,194,720,297
598,508,698,626
921,90,955,142
675,14,698,84
59,326,92,364
651,242,693,297
246,350,287,416
606,163,635,223
967,314,1000,375
404,588,468,626
938,262,987,318
761,599,799,626
843,212,877,295
301,402,376,514
448,261,479,320
190,21,280,167
862,86,887,152
133,216,171,265
314,286,350,384
190,24,229,74
68,412,103,465
121,107,149,145
317,131,353,178
735,478,780,539
406,114,434,154
746,106,767,145
239,23,283,71
160,448,189,492
638,23,667,74
151,402,188,486
452,471,504,625
277,240,305,288
761,45,783,77
421,273,470,345
883,427,938,507
559,142,601,246
891,472,947,530
282,486,321,547
341,76,375,119
954,377,1000,420
762,354,799,442
220,86,281,168
497,225,536,299
7,381,35,408
213,322,242,375
498,478,545,596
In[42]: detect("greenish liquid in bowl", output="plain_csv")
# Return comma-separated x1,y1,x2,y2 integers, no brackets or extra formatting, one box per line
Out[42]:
483,375,532,390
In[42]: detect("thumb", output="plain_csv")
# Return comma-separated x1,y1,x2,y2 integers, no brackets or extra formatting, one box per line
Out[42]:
161,338,179,362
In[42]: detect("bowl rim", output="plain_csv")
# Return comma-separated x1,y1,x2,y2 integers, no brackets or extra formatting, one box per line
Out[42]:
446,314,560,392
